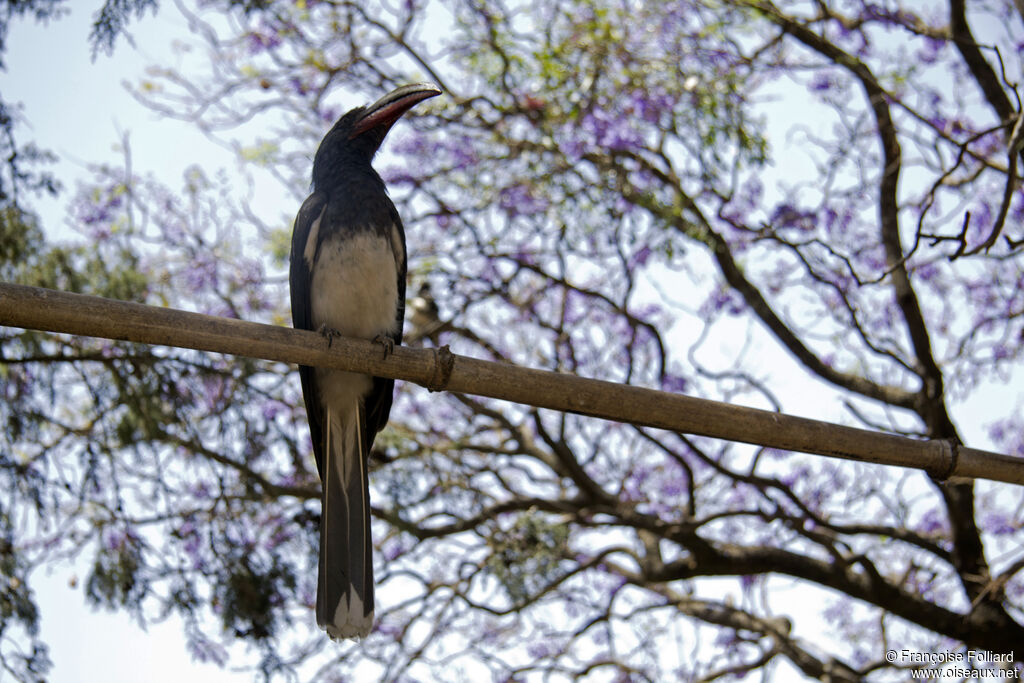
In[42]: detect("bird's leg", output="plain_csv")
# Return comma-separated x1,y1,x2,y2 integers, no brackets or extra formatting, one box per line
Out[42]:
317,324,344,348
372,334,394,359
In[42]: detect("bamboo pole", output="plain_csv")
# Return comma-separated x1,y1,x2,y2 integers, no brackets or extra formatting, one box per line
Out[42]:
1,281,1021,486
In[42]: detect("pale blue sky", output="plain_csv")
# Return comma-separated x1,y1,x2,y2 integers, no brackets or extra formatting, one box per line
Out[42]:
4,6,234,235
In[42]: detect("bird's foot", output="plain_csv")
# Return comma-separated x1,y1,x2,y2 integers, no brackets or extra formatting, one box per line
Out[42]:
372,334,395,359
317,324,343,348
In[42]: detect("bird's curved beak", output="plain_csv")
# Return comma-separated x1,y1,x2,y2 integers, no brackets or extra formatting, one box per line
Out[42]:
349,83,442,140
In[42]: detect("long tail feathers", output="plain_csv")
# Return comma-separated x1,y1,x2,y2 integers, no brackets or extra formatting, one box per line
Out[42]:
317,403,374,639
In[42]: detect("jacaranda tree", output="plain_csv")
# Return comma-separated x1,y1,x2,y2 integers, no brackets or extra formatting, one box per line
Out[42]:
2,0,1023,680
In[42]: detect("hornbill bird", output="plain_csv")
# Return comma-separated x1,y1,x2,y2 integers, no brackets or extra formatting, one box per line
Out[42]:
290,83,442,639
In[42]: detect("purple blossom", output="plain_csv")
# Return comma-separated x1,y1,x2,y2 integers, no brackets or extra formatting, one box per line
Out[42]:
512,248,538,267
1006,577,1024,603
660,373,689,393
319,105,341,124
200,375,227,412
381,167,416,186
75,182,125,239
968,201,995,247
627,88,674,124
981,513,1016,536
912,261,939,283
372,620,402,638
183,532,204,570
183,252,219,293
822,599,852,627
810,72,840,92
859,3,918,27
721,176,765,227
713,628,741,648
629,245,652,268
268,526,293,548
178,519,196,537
236,257,263,287
988,417,1024,457
823,204,856,237
915,507,948,536
623,464,652,504
384,539,408,561
498,183,548,217
105,530,126,551
288,76,311,96
660,475,687,498
769,203,816,231
700,287,746,317
738,176,763,209
246,26,282,54
917,36,946,64
186,634,228,666
527,641,558,659
578,106,644,153
261,399,284,420
558,135,586,161
385,131,481,187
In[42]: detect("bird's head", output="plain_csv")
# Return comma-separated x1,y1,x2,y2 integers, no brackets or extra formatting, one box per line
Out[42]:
312,83,442,189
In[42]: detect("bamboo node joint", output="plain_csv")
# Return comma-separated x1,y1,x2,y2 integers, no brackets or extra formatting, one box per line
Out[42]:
425,345,455,392
935,438,960,481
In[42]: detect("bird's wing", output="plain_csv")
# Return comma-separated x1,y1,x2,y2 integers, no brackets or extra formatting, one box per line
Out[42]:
392,209,408,347
363,208,407,438
290,190,328,477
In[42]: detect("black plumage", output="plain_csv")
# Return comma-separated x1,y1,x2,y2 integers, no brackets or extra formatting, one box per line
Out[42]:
289,83,441,639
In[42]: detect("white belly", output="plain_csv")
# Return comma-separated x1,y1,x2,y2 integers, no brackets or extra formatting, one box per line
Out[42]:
308,230,401,410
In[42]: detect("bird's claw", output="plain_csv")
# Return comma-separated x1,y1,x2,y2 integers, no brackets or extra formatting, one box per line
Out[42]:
372,334,395,359
317,324,343,348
